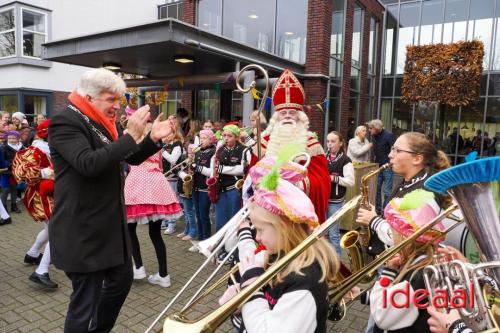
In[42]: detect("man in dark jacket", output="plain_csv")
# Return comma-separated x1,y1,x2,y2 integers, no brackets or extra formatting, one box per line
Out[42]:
368,119,395,214
49,68,174,333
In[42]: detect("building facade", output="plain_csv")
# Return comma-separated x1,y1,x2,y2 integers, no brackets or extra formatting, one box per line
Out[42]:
379,0,500,162
2,0,496,161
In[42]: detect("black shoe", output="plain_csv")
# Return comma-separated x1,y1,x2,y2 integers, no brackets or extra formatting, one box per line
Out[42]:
24,253,43,265
2,217,11,225
29,272,58,289
10,205,21,213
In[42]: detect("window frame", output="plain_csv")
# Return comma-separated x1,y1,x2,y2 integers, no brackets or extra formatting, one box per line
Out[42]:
20,6,47,59
0,6,16,59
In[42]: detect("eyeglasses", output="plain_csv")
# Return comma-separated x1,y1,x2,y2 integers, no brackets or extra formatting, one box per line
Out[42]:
390,146,419,155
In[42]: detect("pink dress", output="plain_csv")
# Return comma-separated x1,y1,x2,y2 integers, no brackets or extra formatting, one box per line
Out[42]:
124,151,183,224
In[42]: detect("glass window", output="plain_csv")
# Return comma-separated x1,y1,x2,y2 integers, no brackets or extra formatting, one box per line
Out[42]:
0,95,17,113
380,98,392,128
328,85,341,132
22,9,46,58
331,0,345,59
351,4,363,67
414,102,440,142
159,2,183,20
467,0,494,68
330,58,342,85
397,2,420,74
231,91,243,119
484,97,500,156
197,89,220,121
494,0,500,70
488,74,500,96
384,5,398,75
276,0,307,63
198,0,222,34
348,93,359,139
23,95,46,118
382,78,394,96
443,0,468,44
350,67,360,91
159,91,181,117
420,0,444,45
223,0,275,53
0,8,15,57
392,99,412,136
459,99,485,157
368,17,378,73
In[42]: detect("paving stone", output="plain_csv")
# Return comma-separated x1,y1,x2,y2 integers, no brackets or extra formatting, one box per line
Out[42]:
0,211,370,332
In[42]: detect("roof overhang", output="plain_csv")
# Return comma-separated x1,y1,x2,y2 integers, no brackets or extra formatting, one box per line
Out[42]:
42,18,305,80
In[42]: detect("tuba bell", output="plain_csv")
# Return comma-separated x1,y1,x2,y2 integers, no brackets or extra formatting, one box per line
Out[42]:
424,156,500,331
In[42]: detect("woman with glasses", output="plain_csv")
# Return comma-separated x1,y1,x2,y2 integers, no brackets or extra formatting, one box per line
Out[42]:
356,132,453,333
356,132,452,248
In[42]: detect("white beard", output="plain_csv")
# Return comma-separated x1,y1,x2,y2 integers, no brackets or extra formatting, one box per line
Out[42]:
266,121,308,157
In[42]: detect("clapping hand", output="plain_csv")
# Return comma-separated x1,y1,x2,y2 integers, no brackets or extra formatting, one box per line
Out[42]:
126,105,151,143
150,113,174,143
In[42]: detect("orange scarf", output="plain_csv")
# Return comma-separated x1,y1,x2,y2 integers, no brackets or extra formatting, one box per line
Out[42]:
68,91,118,141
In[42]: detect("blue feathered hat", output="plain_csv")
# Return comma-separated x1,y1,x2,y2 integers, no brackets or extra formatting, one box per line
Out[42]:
424,156,500,195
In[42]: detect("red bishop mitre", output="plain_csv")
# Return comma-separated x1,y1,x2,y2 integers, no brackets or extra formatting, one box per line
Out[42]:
272,69,305,112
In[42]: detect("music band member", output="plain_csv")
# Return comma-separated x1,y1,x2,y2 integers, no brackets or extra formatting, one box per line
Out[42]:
48,68,174,333
191,129,217,243
13,120,57,288
248,69,330,223
219,154,339,333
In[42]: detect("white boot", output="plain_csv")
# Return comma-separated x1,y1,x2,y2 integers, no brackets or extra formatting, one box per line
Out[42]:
148,273,171,288
133,266,146,280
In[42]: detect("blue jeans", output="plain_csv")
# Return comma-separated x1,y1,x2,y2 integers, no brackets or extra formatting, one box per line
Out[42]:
181,196,197,238
327,202,344,257
165,180,179,228
193,190,212,240
215,188,240,231
375,168,394,213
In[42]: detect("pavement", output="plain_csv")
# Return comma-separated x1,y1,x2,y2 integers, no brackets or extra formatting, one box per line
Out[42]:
0,210,370,333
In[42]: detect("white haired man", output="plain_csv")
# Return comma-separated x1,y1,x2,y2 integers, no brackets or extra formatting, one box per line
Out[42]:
367,119,394,214
49,68,175,333
248,69,331,222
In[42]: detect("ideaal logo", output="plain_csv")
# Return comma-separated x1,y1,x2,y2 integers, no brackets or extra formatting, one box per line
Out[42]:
379,276,475,309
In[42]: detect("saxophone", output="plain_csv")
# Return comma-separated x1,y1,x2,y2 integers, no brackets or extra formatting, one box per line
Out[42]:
206,147,221,204
182,149,196,198
358,163,391,246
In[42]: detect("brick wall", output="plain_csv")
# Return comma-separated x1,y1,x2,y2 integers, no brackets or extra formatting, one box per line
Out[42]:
304,0,333,142
181,91,193,115
182,0,196,25
51,91,70,115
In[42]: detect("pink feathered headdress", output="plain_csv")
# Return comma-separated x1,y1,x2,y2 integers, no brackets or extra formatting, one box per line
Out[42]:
384,189,445,244
199,129,216,144
249,150,318,227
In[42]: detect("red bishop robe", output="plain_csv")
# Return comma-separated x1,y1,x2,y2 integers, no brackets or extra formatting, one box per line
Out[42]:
249,134,331,223
12,146,54,222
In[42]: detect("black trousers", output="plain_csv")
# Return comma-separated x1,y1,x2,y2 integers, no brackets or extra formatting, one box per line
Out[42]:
64,256,133,333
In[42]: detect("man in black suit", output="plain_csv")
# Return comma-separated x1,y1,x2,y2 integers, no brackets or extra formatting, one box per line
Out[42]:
49,68,174,333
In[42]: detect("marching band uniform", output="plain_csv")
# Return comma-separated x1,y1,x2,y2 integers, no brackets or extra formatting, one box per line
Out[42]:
211,126,246,232
220,154,339,333
162,139,183,234
248,69,330,223
13,120,57,288
192,130,216,241
369,191,446,333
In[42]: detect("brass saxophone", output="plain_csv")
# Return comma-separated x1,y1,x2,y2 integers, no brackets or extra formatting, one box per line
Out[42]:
182,150,196,198
358,163,391,247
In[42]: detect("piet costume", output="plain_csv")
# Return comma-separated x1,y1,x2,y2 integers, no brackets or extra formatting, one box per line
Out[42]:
248,69,330,222
12,120,54,221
